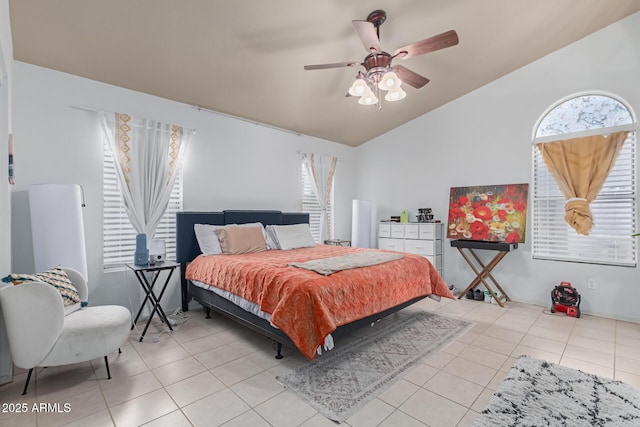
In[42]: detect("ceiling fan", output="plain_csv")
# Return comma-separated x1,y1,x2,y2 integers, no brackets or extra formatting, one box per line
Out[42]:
304,10,459,106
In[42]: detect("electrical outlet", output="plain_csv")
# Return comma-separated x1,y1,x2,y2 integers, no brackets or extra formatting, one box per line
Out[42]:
587,278,597,290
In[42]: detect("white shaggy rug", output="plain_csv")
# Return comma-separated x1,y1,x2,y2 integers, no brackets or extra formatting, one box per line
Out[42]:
276,311,472,423
474,356,640,427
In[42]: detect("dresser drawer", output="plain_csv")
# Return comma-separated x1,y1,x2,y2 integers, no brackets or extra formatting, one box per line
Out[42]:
378,238,403,252
378,223,391,238
418,223,443,240
403,224,419,239
404,239,442,256
425,254,442,270
390,224,405,238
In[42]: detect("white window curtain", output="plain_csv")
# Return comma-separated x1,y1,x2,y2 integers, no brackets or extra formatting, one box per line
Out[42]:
100,112,192,239
302,152,337,242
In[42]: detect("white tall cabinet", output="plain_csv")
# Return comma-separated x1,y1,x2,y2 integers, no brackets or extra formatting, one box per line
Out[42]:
29,184,88,280
378,222,444,277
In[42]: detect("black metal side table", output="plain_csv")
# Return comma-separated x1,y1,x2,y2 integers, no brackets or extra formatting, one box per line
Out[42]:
127,261,179,341
451,240,517,308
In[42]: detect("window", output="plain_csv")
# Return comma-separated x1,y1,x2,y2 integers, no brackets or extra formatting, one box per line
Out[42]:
103,140,183,271
302,163,334,242
532,93,636,266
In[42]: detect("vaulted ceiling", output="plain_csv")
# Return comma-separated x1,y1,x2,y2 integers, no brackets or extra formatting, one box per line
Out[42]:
9,1,640,146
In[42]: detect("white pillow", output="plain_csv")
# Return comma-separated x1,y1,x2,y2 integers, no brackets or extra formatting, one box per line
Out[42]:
194,224,225,255
269,223,316,250
194,222,268,255
265,225,280,250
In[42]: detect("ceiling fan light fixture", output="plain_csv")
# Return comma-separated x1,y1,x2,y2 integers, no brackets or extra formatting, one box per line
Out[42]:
385,87,406,102
348,78,368,97
358,89,378,105
378,71,401,91
304,10,459,109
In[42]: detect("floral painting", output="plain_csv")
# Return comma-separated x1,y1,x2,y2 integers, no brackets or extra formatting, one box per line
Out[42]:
447,183,529,243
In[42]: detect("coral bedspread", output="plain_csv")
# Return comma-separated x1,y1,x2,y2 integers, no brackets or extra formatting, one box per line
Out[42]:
185,245,453,359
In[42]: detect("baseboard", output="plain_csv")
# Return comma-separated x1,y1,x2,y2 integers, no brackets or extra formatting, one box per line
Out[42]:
0,372,13,385
510,296,640,324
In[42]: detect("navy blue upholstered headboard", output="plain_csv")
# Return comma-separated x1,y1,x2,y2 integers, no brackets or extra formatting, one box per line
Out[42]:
176,210,310,263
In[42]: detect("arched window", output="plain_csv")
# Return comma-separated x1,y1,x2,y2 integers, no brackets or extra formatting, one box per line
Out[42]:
532,93,637,266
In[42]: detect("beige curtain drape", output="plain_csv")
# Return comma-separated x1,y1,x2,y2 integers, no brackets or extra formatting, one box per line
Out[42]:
536,130,628,235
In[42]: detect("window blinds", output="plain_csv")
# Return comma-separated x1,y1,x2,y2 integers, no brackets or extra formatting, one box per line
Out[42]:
103,140,182,271
532,132,636,266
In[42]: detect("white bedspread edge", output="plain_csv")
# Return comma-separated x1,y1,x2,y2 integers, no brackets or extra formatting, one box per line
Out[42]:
190,280,334,355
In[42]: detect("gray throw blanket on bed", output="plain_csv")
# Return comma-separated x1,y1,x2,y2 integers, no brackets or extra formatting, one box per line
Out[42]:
288,251,403,276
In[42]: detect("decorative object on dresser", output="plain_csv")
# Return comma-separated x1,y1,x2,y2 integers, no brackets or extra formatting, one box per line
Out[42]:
378,221,443,277
416,207,434,222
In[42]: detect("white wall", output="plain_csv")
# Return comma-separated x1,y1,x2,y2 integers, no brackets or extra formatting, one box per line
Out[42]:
0,0,12,275
0,0,13,385
357,12,640,322
11,62,357,315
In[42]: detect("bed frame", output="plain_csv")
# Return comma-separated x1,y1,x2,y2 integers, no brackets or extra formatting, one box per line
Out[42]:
176,210,426,358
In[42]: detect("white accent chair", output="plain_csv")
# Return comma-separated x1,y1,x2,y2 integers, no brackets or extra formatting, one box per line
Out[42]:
0,268,131,395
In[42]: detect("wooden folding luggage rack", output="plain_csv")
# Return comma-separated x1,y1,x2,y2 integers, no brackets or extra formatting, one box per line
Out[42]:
451,240,518,307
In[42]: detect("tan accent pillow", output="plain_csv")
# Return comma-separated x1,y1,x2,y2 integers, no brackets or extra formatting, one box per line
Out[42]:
215,226,266,254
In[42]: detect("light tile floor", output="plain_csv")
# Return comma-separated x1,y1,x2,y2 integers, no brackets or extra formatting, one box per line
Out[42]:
2,296,640,427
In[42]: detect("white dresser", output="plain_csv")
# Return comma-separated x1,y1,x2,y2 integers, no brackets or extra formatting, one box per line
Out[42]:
378,222,444,276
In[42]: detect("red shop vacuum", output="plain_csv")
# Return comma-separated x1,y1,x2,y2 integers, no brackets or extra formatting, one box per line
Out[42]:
550,282,581,318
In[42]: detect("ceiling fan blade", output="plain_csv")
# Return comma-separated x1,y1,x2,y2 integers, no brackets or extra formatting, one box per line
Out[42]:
393,65,430,89
352,20,381,52
394,30,459,59
304,61,361,70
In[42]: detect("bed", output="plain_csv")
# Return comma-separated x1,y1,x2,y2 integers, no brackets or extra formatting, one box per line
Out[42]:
177,210,453,360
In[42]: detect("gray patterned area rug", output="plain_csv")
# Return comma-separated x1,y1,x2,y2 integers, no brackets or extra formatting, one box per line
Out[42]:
474,356,640,426
276,311,472,423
